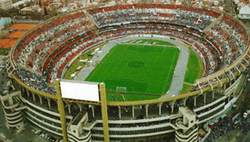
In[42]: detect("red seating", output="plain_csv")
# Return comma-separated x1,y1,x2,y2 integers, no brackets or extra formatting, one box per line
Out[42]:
89,3,220,18
12,12,85,62
10,3,248,87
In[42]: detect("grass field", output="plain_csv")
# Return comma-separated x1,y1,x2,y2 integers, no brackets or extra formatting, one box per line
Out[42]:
64,39,203,101
86,41,179,101
181,49,204,93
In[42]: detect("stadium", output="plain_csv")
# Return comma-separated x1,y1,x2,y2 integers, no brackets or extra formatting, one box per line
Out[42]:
1,3,250,142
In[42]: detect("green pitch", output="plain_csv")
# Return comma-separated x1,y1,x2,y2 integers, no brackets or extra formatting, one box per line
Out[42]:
63,39,204,101
181,48,204,93
86,40,179,101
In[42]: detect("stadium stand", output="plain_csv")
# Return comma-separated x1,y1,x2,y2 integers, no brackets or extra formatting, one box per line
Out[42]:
3,3,249,142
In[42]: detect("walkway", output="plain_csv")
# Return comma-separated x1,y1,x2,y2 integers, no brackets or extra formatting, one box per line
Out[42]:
166,41,190,96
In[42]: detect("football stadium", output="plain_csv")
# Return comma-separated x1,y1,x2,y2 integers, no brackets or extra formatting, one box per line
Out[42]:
1,3,250,142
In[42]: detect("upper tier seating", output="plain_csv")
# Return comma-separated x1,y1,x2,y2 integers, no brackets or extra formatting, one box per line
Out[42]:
11,4,248,92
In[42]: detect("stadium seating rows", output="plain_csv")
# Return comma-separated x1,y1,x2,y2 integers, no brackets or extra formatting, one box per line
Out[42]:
10,4,249,93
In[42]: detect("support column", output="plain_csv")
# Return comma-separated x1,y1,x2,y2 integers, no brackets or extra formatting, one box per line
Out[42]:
99,83,110,142
158,103,162,116
47,98,51,109
32,93,36,102
55,81,68,142
78,104,82,112
68,104,71,115
39,96,43,105
132,106,135,119
118,106,121,119
204,94,207,104
91,105,95,118
171,102,174,113
145,105,149,118
183,98,187,106
194,96,197,107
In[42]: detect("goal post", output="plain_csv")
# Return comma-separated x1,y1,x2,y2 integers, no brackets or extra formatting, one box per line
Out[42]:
116,86,127,93
116,86,127,101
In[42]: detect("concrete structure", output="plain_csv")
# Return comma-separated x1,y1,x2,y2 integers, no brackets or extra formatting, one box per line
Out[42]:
12,0,32,8
0,18,11,30
0,0,12,10
1,3,250,142
239,6,250,19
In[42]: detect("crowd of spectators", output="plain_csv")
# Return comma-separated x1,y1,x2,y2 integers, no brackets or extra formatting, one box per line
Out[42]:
90,4,215,30
205,117,234,142
17,12,86,71
205,115,250,142
205,19,247,65
15,68,55,94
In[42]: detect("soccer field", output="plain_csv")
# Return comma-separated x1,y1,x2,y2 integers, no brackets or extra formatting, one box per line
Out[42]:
86,41,180,101
65,38,205,101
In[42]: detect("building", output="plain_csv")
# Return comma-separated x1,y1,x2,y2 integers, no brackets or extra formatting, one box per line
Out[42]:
1,3,250,142
12,0,33,8
238,6,250,19
0,0,13,10
0,17,11,30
